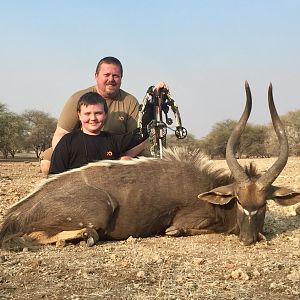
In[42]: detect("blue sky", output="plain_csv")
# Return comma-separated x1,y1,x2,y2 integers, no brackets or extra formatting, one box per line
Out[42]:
1,0,299,138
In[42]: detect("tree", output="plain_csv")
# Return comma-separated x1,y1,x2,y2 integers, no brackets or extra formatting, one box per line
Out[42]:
166,132,201,151
202,119,237,158
281,110,300,156
265,109,300,156
0,108,26,158
239,124,269,158
22,110,57,158
200,120,270,158
0,103,7,142
0,102,7,113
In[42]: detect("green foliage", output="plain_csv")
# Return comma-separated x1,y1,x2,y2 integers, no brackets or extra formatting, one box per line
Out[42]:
281,109,300,155
0,103,8,113
0,103,57,159
22,110,57,158
200,120,270,158
0,107,26,158
1,101,299,160
202,120,237,158
166,132,201,151
265,109,300,156
239,124,269,158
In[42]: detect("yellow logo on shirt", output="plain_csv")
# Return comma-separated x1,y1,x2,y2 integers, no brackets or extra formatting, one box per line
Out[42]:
106,151,113,156
118,116,125,121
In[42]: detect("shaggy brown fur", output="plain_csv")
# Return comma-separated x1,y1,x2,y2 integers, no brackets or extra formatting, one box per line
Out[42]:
0,147,266,251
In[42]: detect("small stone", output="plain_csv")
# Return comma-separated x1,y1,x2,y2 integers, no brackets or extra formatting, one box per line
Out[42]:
136,270,145,278
291,250,300,258
269,282,277,289
56,240,66,248
0,255,7,263
223,261,235,269
230,268,250,281
277,263,284,270
79,241,87,247
224,274,231,280
287,268,300,282
193,258,205,265
31,259,42,268
291,289,300,296
126,236,136,243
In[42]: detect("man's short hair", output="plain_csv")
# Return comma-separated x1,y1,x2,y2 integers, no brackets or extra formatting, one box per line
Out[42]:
77,92,108,114
95,56,123,77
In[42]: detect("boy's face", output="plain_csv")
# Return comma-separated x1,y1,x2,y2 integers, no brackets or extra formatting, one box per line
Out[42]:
78,103,107,135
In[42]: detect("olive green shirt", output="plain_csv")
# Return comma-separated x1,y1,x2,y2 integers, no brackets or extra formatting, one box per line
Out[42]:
58,86,140,134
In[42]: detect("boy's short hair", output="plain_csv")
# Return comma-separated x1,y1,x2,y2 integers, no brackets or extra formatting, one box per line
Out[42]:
77,92,108,114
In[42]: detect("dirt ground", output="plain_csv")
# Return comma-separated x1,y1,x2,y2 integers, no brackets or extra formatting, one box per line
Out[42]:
0,157,300,300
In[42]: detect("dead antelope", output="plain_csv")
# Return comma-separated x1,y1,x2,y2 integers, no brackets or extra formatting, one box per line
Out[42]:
0,82,299,250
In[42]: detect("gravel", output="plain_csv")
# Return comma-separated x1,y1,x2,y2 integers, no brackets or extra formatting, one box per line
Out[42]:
0,158,300,299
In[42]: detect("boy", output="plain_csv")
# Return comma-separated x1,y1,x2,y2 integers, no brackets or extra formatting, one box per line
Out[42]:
49,92,153,174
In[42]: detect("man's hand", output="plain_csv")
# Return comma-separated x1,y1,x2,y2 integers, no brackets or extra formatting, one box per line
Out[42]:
153,82,169,95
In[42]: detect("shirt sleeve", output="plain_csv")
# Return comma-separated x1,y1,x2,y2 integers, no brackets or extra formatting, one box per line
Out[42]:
125,95,140,132
113,129,149,155
49,135,71,174
57,94,79,132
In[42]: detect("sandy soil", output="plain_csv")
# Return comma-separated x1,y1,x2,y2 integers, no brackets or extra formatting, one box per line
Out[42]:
0,157,300,300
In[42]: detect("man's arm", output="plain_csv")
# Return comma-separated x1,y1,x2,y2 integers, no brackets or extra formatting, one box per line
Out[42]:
52,126,69,149
124,141,146,157
118,101,154,156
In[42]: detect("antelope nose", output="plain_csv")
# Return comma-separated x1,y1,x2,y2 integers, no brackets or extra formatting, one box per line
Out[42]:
239,234,257,246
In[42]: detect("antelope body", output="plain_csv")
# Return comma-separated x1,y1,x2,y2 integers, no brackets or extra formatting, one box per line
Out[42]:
0,82,299,250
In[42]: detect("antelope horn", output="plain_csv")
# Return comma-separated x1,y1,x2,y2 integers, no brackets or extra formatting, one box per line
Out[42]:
226,81,252,184
256,83,289,189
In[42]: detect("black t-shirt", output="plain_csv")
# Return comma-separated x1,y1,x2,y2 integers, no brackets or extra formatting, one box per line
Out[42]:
49,129,147,174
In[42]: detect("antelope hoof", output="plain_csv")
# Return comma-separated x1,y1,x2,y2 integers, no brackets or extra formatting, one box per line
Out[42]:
83,228,99,247
86,237,95,247
258,232,266,242
165,226,183,237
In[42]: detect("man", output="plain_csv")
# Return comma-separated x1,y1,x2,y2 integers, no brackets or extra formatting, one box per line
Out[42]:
49,92,152,174
41,56,167,175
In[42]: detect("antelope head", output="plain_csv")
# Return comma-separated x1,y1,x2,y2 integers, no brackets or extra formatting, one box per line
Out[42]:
199,81,300,245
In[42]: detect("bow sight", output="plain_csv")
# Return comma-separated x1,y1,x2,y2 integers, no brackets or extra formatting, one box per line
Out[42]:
138,86,187,158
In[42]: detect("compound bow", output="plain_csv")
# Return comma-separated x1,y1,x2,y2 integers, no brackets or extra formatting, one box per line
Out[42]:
137,86,187,158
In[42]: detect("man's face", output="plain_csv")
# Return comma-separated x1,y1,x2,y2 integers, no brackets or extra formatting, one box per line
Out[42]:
95,63,122,99
78,103,107,135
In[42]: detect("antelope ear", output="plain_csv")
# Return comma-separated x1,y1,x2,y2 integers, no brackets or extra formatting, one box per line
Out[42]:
198,184,236,205
271,186,300,206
